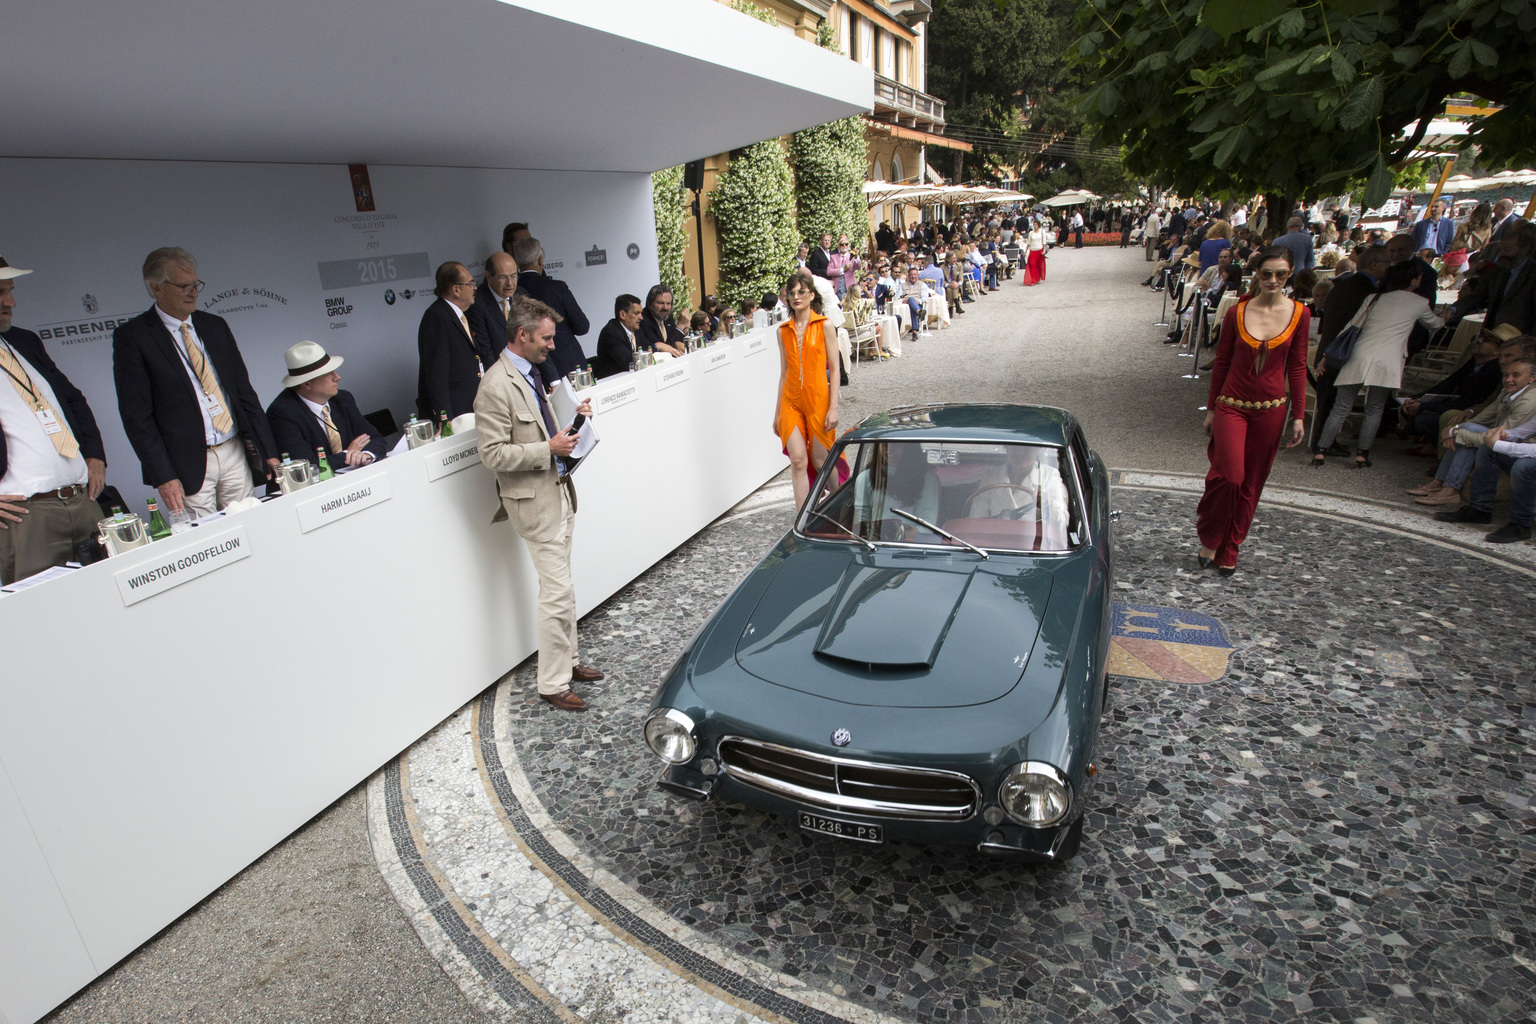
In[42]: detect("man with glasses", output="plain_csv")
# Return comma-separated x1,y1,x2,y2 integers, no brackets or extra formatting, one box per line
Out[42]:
113,247,279,517
467,251,519,366
416,261,485,422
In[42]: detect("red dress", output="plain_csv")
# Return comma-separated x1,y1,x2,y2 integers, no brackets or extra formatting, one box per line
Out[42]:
1196,298,1310,567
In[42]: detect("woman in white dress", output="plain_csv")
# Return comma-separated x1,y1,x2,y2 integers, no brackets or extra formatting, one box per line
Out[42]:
1312,261,1444,467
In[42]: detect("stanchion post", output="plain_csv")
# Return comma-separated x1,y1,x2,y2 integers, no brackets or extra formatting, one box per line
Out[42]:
1153,269,1170,327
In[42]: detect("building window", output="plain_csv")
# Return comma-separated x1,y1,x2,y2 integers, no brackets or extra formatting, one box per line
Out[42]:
873,27,882,74
848,14,859,61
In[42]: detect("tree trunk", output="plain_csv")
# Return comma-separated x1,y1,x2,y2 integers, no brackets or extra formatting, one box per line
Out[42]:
1263,190,1293,240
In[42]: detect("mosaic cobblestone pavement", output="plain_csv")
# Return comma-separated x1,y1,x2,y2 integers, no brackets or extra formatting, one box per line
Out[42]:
369,480,1536,1024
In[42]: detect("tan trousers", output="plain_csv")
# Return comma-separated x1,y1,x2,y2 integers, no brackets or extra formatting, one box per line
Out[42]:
522,488,580,695
186,438,254,517
0,489,102,586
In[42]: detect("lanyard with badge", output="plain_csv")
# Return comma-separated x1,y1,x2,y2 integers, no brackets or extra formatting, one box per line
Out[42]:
0,339,64,435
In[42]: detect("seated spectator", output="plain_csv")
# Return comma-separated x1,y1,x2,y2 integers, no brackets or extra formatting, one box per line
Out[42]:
897,266,931,339
1332,258,1357,278
1400,325,1514,440
1411,350,1536,506
688,310,712,339
266,341,385,470
699,294,722,333
841,283,886,358
1432,356,1536,542
1290,269,1317,303
638,284,686,357
593,293,643,379
738,296,758,324
754,292,778,329
1309,278,1333,323
1426,335,1536,441
1143,235,1188,288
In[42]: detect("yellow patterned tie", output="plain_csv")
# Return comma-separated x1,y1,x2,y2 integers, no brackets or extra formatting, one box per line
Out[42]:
0,342,79,459
320,406,343,454
179,324,234,434
501,297,509,321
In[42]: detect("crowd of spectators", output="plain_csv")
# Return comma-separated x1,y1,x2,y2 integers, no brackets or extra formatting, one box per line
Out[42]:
1136,190,1536,546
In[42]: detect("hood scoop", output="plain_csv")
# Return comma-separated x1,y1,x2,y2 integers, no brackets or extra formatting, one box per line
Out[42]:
812,565,973,669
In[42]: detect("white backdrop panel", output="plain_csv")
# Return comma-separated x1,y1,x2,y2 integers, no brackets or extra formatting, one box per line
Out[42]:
0,157,659,511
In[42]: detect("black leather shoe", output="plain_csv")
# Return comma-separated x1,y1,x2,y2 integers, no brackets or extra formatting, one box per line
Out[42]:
1435,505,1492,524
1485,522,1532,544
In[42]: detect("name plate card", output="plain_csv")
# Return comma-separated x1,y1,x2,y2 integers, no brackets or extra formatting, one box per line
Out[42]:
744,336,770,357
115,527,250,607
597,383,642,413
655,362,693,391
295,472,392,533
425,436,481,481
703,348,734,372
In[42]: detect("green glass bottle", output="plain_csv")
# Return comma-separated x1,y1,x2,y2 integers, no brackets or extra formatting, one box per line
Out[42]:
146,497,171,541
315,446,335,482
438,411,454,438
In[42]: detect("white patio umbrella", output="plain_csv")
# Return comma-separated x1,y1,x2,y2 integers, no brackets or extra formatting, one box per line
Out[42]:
863,181,926,206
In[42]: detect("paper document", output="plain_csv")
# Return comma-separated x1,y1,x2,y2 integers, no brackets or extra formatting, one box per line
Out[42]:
550,379,600,476
2,563,79,593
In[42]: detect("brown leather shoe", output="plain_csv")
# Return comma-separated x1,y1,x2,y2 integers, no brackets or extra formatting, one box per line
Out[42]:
540,689,588,711
571,663,604,682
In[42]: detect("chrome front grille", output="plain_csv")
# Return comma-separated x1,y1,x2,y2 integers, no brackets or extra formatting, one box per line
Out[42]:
716,736,980,820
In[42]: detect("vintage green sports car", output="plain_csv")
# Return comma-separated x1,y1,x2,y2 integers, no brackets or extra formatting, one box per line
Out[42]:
643,404,1115,861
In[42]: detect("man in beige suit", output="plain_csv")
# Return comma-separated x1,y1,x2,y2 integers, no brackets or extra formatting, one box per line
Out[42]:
475,295,599,711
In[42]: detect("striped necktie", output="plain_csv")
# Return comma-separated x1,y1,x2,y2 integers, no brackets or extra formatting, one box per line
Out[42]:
320,406,343,454
0,341,79,459
179,323,234,434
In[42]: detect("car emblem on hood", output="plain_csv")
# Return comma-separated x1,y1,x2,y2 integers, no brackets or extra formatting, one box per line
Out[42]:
831,728,852,747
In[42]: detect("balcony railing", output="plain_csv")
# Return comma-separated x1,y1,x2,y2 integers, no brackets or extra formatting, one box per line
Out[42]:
872,72,945,127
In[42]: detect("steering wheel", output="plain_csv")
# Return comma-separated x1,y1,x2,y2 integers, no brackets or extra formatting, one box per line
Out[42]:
966,483,1037,520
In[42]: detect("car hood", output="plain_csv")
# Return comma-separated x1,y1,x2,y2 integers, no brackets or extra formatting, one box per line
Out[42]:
733,545,1053,708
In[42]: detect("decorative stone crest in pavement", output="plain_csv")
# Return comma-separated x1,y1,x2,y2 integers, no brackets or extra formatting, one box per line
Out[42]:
1108,602,1236,684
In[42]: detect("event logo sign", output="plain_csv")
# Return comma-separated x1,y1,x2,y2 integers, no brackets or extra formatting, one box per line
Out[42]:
347,164,376,213
201,285,290,317
626,243,640,260
585,246,607,267
81,294,99,314
316,252,431,292
36,307,137,346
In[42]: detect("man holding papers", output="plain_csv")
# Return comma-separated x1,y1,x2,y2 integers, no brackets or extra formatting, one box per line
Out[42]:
475,295,599,712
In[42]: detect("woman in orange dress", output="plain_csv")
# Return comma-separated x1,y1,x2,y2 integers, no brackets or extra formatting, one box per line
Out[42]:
1196,245,1309,575
774,268,841,509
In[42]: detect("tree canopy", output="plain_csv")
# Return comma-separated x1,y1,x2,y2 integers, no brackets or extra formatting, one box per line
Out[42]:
1073,0,1536,209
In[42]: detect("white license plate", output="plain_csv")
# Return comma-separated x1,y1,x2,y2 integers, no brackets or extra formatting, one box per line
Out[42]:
798,810,883,844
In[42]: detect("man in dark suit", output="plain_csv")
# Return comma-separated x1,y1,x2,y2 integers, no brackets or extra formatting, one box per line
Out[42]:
0,260,109,585
593,294,643,379
266,341,387,470
1310,245,1388,452
113,247,278,517
1485,221,1536,333
638,284,686,356
807,232,833,280
511,237,590,388
475,295,598,712
416,261,484,421
467,251,518,366
1487,199,1519,245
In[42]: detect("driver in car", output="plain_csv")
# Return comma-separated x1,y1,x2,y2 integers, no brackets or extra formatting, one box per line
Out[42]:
966,446,1071,538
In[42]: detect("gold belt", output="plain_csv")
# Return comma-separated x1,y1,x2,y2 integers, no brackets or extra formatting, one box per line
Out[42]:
1217,395,1286,410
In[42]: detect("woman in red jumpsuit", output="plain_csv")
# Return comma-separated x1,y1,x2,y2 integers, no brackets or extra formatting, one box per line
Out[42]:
1196,246,1309,575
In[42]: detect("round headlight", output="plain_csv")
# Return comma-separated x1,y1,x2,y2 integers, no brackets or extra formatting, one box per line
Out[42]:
998,762,1071,827
643,708,698,764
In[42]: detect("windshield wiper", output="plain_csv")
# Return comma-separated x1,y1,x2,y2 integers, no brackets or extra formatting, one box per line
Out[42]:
804,508,876,552
893,508,989,559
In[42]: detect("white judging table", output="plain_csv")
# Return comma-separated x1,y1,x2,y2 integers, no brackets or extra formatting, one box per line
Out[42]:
0,328,788,1024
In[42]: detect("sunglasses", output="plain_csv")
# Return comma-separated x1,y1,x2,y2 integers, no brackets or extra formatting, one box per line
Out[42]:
1258,269,1291,281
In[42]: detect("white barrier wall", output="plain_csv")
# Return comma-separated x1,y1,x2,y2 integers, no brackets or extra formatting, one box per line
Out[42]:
0,334,789,1024
0,156,661,513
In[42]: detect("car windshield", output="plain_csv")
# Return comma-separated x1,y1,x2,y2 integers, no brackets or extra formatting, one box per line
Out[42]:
800,440,1078,552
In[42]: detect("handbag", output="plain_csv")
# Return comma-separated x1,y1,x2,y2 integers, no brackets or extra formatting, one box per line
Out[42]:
1322,294,1376,366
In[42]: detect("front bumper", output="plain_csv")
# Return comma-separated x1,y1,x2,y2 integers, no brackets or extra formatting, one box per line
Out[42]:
656,764,1078,861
